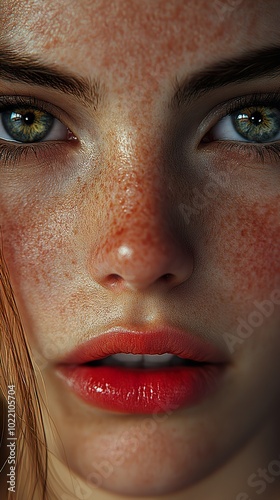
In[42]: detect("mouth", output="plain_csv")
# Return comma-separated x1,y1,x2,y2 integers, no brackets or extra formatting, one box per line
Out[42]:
56,327,228,414
86,353,202,368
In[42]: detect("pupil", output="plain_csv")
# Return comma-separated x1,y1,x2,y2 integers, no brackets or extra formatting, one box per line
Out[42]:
23,112,35,125
250,111,263,126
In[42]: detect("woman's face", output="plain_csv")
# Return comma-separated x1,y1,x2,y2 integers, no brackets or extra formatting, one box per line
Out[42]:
1,0,280,498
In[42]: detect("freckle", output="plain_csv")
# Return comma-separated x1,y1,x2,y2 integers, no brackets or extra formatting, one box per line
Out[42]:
59,304,66,315
217,199,280,298
43,37,61,50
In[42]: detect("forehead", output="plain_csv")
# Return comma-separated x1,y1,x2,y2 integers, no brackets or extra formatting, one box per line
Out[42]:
1,0,279,85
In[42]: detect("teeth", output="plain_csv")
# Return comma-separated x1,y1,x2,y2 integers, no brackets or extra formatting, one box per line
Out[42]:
102,353,183,368
141,354,174,367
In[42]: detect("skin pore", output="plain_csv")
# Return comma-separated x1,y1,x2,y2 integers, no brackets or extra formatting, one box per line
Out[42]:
0,0,280,498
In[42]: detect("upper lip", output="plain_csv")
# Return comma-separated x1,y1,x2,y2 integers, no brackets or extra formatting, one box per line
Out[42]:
58,325,230,365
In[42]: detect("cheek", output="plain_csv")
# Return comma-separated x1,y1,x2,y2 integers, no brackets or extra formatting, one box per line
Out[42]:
1,201,79,300
2,169,280,309
0,172,111,329
215,200,280,299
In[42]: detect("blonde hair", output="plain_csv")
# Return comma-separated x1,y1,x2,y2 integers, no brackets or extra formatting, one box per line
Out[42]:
0,244,49,499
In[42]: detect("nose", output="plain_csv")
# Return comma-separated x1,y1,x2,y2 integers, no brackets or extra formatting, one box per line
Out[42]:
89,191,193,293
88,133,194,293
90,231,193,292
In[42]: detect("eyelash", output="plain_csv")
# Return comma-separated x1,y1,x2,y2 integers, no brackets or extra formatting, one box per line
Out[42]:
218,91,280,116
0,95,74,167
203,91,280,163
0,92,280,168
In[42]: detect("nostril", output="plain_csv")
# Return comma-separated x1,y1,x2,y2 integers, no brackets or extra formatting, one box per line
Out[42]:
162,273,173,281
105,274,124,289
158,272,185,288
160,273,174,283
90,237,194,292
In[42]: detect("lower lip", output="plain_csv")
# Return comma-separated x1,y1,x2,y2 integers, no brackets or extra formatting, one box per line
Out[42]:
57,363,224,414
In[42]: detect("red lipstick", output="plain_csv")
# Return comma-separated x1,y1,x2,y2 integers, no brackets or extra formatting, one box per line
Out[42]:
56,327,227,414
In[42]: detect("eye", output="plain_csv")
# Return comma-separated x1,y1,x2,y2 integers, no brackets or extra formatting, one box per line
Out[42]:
0,106,69,143
206,105,280,143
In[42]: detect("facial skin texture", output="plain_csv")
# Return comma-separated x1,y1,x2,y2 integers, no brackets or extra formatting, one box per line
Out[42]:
1,0,280,498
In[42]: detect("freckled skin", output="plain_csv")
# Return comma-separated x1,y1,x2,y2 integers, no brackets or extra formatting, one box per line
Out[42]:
220,201,280,296
1,0,280,499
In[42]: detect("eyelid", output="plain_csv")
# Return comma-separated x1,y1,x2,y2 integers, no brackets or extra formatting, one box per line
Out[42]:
198,91,280,142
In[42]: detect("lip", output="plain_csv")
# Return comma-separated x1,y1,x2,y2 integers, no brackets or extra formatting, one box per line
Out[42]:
56,326,228,414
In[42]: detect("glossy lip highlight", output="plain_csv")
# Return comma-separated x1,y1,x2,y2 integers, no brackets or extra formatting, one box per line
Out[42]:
56,325,229,414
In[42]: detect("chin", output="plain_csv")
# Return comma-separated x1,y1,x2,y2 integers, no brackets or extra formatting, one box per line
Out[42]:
52,395,237,499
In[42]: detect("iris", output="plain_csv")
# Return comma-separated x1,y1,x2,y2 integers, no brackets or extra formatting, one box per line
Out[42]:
2,107,54,143
232,106,280,142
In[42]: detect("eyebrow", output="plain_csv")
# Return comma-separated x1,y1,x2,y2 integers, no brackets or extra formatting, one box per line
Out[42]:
0,45,280,111
0,47,104,110
172,45,280,108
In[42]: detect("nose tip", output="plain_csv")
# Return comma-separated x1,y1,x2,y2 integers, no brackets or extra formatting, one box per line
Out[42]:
90,236,193,292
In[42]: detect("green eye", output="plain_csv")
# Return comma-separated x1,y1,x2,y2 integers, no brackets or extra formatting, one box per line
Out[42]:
2,107,54,143
0,105,69,143
231,106,280,142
